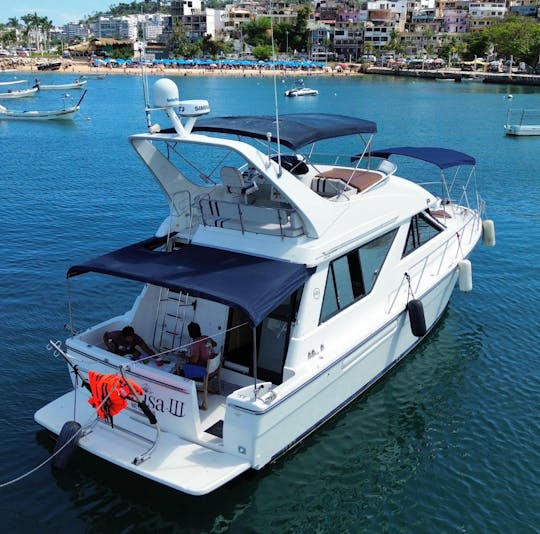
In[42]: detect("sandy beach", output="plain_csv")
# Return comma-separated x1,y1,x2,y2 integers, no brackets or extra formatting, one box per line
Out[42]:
1,57,361,78
4,57,538,85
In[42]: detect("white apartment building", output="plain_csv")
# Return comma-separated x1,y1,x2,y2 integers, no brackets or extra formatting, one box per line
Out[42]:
91,17,138,40
468,2,507,30
468,2,507,18
62,22,90,41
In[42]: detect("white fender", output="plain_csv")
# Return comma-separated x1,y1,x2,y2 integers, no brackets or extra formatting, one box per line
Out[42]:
458,259,473,292
482,219,496,247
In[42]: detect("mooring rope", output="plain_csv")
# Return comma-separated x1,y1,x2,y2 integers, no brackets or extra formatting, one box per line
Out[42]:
0,383,118,488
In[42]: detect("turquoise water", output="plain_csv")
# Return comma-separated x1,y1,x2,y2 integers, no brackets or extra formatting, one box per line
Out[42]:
0,72,539,532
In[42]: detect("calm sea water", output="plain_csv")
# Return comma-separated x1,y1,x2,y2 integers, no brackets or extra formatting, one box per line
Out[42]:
1,71,539,533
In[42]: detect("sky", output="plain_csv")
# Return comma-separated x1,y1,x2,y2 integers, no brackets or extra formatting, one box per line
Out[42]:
1,1,115,26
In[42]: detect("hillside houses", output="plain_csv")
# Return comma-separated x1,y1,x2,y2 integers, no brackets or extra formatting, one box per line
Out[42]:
3,0,540,62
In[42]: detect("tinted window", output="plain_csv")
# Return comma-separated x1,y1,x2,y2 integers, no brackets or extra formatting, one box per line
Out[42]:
403,212,443,257
320,229,397,322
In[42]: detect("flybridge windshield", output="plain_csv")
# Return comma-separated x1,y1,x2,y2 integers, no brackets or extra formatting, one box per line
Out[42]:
151,123,378,187
153,141,378,187
152,142,255,187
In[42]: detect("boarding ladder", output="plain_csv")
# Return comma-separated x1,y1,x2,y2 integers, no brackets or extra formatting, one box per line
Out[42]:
153,288,195,353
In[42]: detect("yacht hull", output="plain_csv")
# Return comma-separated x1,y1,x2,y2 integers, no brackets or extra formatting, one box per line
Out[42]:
504,124,540,136
35,268,463,493
225,269,460,468
35,391,251,495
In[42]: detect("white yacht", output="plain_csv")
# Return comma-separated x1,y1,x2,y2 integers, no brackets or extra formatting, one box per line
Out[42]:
35,78,495,495
284,79,318,97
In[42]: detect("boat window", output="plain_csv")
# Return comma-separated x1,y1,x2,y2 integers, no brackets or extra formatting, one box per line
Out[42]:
402,212,443,257
320,229,398,323
159,141,248,187
359,231,397,293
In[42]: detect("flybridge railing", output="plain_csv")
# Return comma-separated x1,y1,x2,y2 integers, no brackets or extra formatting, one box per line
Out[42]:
386,211,480,315
198,198,305,238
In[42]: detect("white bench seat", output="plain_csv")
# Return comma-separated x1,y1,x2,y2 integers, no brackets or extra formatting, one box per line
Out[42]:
199,199,304,237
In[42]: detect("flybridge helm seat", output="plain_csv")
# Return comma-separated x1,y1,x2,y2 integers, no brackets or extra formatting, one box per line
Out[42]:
220,166,258,202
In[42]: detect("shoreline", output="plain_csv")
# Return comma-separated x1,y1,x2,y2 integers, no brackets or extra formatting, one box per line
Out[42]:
2,58,359,78
3,59,540,85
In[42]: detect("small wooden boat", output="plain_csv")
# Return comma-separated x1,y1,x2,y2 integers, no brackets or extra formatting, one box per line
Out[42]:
0,79,27,87
0,90,87,121
0,86,38,99
35,79,87,91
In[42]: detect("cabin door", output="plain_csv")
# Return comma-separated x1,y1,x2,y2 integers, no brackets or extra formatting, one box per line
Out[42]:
256,317,290,384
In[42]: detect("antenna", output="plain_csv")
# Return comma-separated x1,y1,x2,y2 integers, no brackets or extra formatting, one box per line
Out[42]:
139,42,152,130
269,1,283,177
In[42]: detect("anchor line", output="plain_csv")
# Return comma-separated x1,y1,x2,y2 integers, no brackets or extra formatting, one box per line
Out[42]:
0,384,119,488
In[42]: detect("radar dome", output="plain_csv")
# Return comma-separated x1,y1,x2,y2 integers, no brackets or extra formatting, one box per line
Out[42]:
153,79,180,108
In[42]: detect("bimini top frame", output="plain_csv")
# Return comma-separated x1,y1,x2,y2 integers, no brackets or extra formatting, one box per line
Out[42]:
191,113,377,151
67,236,313,327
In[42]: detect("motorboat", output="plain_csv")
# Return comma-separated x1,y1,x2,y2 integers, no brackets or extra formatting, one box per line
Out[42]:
504,108,540,136
0,90,87,121
0,86,38,99
35,78,495,496
284,79,318,97
34,79,87,91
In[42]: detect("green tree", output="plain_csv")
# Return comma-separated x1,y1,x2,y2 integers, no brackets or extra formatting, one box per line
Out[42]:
252,44,273,61
40,16,54,52
243,17,272,48
487,16,540,65
1,29,17,48
292,3,311,54
439,36,467,65
363,41,376,56
463,30,490,60
201,34,231,58
7,17,20,30
168,19,202,58
385,29,405,56
273,22,293,54
420,28,435,55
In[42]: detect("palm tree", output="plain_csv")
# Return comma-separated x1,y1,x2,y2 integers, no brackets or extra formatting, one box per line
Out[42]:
385,29,405,57
6,17,21,45
362,41,376,58
20,13,54,54
21,13,39,51
8,17,20,30
40,16,54,53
